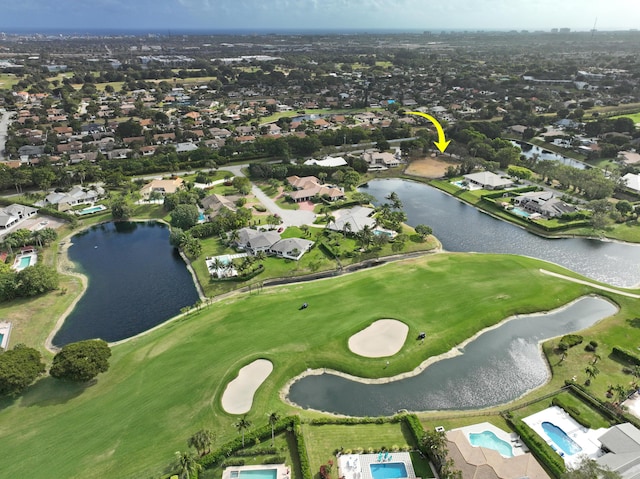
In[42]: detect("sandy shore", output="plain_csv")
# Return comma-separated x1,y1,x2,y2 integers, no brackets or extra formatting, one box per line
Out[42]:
221,359,274,414
348,319,409,358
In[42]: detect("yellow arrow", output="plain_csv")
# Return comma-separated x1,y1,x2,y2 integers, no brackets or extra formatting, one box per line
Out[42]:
406,111,451,153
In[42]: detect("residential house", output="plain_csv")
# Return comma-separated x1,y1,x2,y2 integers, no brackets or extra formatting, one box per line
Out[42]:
0,204,38,229
622,173,640,193
303,156,348,168
596,423,640,479
463,171,514,190
286,175,344,202
201,193,238,215
327,206,376,233
139,178,184,199
362,149,401,169
268,237,314,260
513,191,577,218
234,228,314,260
37,185,105,211
445,427,550,479
235,228,281,254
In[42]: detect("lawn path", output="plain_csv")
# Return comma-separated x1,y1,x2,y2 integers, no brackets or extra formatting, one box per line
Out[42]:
539,269,640,298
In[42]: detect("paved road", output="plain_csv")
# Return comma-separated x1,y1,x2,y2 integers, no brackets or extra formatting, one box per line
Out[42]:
0,109,15,161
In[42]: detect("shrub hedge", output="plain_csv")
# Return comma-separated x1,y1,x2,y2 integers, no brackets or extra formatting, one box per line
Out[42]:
505,417,565,478
612,346,640,366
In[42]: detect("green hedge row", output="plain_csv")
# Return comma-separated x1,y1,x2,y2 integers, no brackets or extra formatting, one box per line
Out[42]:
612,346,640,366
291,416,312,479
317,240,337,259
308,416,402,426
505,417,565,478
234,446,277,457
211,265,265,283
199,416,293,469
402,414,427,456
551,396,592,429
565,382,640,429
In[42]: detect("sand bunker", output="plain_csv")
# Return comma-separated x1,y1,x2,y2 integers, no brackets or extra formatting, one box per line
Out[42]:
348,319,409,358
221,359,273,414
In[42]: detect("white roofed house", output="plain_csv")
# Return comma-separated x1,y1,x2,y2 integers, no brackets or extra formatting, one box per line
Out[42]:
37,185,105,212
0,204,38,229
596,423,640,479
463,171,514,190
622,173,640,194
362,149,401,169
268,237,314,261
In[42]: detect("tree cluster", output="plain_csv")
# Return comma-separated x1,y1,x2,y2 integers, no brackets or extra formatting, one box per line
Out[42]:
0,264,59,302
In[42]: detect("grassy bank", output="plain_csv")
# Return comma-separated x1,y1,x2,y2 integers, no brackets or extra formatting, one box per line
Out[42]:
0,253,609,478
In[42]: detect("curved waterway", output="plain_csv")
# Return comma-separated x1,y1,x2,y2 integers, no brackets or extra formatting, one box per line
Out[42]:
52,221,199,346
362,178,640,287
286,296,617,416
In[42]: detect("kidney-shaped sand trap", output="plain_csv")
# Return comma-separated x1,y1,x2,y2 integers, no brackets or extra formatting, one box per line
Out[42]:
221,359,273,414
348,319,409,358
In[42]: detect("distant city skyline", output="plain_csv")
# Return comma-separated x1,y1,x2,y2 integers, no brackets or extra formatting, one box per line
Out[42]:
2,0,640,33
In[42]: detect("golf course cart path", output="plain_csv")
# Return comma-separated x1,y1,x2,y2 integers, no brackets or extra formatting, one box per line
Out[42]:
221,359,274,414
348,319,409,358
540,269,640,298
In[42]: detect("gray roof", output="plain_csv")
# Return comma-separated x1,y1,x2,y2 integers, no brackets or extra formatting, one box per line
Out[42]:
328,206,376,233
597,423,640,478
236,228,281,250
269,238,314,256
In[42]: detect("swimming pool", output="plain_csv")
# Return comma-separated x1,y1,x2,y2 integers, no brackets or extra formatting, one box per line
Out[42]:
0,333,4,347
542,421,582,455
469,431,514,457
78,205,106,215
511,207,531,218
19,256,32,268
238,469,278,479
369,462,408,479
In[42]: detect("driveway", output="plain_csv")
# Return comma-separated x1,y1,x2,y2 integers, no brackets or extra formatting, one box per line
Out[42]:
250,184,316,227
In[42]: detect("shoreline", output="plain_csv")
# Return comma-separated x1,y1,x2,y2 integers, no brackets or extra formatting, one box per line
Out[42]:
46,218,203,352
279,294,619,416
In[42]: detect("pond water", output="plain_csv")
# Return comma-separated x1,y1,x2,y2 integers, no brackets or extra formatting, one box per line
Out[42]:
52,221,200,346
361,178,640,288
511,140,588,170
286,296,617,416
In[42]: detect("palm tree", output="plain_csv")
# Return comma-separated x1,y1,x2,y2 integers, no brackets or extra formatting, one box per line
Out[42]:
342,221,352,236
613,384,628,405
175,451,202,479
385,191,403,210
357,225,374,249
268,412,280,446
211,258,225,276
584,365,599,386
235,415,252,448
324,214,335,230
592,353,601,365
187,429,215,457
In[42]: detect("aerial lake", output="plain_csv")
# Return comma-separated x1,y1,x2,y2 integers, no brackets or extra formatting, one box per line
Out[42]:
52,221,200,346
286,296,617,416
362,178,640,288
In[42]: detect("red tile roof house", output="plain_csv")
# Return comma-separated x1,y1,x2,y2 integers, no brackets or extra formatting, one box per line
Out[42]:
286,175,344,202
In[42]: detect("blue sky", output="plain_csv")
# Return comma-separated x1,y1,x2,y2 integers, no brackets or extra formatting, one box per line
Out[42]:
2,0,640,32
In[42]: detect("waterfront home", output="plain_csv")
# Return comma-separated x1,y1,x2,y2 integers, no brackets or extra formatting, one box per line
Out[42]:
139,178,184,199
201,193,238,215
327,206,376,234
362,149,401,168
463,171,514,190
37,185,105,211
513,191,577,218
233,228,314,260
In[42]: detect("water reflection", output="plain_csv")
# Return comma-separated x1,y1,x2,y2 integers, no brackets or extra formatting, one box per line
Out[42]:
287,297,617,415
362,179,640,287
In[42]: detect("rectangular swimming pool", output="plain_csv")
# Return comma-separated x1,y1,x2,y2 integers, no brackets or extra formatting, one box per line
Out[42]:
369,462,408,479
239,469,278,479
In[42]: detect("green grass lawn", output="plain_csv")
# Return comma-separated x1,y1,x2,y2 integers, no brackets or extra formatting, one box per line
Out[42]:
609,111,640,123
0,73,21,90
301,422,435,479
0,253,611,478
